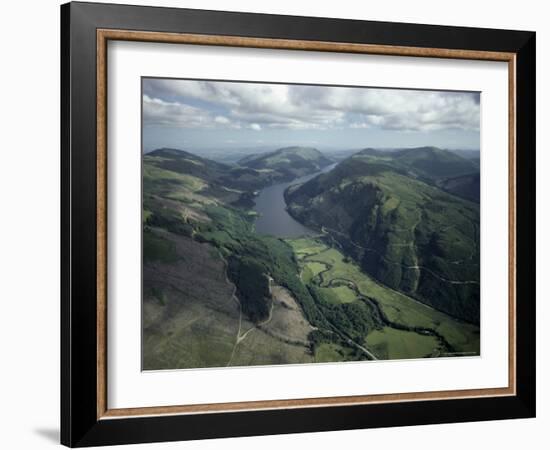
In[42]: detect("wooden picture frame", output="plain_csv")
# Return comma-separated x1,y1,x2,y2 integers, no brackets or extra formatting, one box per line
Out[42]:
61,1,536,446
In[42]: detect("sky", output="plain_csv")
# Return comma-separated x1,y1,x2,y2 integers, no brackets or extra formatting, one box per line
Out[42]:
142,78,480,154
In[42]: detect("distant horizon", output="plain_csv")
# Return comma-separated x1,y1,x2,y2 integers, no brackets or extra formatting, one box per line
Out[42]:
143,144,480,159
143,78,480,154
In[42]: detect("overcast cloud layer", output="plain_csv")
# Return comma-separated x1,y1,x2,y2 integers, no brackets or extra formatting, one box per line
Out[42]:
142,78,480,152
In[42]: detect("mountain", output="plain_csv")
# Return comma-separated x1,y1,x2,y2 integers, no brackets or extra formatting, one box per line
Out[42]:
346,147,480,203
146,148,230,181
323,148,367,161
144,148,284,200
356,147,478,181
238,146,333,180
285,148,480,324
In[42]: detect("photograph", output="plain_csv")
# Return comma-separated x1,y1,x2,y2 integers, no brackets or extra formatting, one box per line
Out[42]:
141,78,481,370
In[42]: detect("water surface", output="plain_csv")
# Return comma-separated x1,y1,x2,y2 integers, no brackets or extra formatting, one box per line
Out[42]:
253,163,336,238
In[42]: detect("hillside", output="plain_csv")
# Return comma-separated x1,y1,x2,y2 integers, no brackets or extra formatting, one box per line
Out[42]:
238,146,333,180
334,147,480,203
142,148,322,368
449,149,481,161
436,172,480,203
285,149,480,324
146,148,275,193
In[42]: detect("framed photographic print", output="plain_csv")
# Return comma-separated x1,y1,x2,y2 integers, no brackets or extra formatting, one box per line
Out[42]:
61,1,536,447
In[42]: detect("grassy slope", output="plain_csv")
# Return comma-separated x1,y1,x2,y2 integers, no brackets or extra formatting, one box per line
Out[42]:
436,172,480,202
367,327,440,360
314,343,355,363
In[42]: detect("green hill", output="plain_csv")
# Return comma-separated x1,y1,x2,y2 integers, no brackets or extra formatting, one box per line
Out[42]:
357,147,479,182
341,147,480,202
285,149,480,324
143,148,254,210
146,148,275,193
238,146,333,180
147,148,230,179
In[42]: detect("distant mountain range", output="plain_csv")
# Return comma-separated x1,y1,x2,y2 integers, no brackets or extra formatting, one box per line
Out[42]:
238,146,333,178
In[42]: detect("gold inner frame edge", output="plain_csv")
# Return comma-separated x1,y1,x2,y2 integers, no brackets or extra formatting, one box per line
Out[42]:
96,29,517,420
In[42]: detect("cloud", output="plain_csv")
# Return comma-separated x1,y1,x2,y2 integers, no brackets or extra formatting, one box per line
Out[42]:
214,116,230,124
143,79,480,133
143,95,209,127
143,95,240,129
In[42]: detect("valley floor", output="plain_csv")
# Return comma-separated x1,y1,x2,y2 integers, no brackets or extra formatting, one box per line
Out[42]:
287,237,480,360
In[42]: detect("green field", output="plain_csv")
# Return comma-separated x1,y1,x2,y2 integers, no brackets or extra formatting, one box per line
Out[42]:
317,285,357,304
302,261,327,283
314,342,355,363
366,327,440,359
288,237,480,356
288,238,328,257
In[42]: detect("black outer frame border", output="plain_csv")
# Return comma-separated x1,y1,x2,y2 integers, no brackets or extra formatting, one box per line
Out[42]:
60,1,536,447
